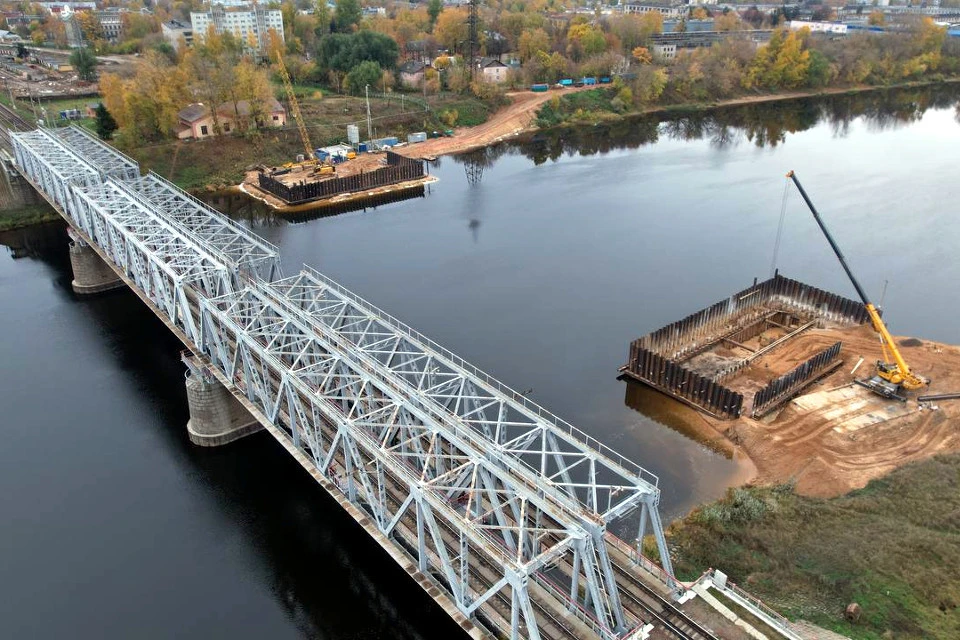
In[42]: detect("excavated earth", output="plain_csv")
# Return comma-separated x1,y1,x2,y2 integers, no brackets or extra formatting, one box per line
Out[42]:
647,324,960,497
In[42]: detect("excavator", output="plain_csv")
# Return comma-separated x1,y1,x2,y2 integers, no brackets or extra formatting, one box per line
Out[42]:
786,170,929,401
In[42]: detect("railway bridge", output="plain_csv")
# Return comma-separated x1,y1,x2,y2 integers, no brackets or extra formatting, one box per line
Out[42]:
9,123,721,640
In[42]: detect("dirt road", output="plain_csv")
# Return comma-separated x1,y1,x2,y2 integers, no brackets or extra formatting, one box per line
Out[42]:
398,88,584,159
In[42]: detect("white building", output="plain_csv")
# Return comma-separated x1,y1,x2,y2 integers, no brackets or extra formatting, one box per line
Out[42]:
162,19,194,50
191,5,284,53
787,20,848,35
621,2,686,19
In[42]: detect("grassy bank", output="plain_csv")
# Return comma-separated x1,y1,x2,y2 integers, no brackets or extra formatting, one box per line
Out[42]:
666,454,960,639
0,203,59,231
123,93,492,192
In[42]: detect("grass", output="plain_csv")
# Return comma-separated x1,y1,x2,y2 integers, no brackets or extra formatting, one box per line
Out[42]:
536,88,618,127
120,93,491,191
0,203,59,231
664,455,960,639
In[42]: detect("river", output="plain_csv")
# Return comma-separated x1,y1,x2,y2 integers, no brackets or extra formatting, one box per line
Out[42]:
2,85,959,638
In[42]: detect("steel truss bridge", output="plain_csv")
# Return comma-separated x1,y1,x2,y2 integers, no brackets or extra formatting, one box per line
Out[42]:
10,125,717,640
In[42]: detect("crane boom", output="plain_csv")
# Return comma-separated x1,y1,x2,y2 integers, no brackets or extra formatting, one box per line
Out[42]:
275,50,313,161
785,170,927,391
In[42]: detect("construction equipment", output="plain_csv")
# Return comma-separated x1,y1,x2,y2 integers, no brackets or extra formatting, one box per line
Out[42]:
786,170,929,400
274,48,314,163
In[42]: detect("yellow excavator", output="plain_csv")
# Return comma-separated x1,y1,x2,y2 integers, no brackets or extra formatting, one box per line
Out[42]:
786,171,929,401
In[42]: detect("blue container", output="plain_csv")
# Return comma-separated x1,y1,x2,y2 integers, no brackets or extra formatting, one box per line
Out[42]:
582,77,597,86
599,76,611,84
358,143,368,153
559,78,573,86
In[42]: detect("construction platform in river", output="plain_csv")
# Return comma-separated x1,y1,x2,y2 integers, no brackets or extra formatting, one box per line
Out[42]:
622,273,960,497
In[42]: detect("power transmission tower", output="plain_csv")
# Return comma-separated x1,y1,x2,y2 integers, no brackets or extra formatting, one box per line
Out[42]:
467,0,480,80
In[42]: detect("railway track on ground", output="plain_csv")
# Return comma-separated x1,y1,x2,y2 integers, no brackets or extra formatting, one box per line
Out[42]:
0,102,31,149
611,562,719,640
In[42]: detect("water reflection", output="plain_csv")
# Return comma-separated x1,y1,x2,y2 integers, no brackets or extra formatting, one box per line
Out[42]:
511,83,960,162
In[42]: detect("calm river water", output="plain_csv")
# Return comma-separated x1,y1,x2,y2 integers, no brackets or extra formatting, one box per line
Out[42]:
3,85,960,638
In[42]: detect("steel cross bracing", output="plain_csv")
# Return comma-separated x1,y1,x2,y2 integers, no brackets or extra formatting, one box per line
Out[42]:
263,267,674,574
55,125,141,182
10,130,102,212
122,172,281,283
199,282,643,640
10,127,684,640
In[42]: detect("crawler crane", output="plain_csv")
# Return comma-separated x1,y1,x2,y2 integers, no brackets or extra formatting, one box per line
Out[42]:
786,170,929,401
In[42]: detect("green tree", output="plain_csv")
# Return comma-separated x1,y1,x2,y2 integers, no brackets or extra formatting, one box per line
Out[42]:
427,0,442,29
317,31,399,74
345,60,382,95
334,0,362,33
94,103,117,140
70,47,98,81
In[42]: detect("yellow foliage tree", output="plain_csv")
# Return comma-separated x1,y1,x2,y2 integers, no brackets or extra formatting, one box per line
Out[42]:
632,46,652,64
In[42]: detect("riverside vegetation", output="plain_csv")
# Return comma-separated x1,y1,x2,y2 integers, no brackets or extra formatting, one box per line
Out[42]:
661,454,960,640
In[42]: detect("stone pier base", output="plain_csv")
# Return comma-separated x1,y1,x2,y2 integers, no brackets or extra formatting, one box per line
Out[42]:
68,237,124,295
184,356,262,447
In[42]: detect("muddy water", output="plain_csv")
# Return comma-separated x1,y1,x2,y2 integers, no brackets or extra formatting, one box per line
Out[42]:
2,84,959,638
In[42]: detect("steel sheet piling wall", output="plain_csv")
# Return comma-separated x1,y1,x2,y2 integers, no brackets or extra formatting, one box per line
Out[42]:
626,274,867,419
750,341,843,417
258,151,425,204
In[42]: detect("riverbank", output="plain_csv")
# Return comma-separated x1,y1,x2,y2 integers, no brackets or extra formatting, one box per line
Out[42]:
0,203,59,231
665,453,960,640
398,78,960,160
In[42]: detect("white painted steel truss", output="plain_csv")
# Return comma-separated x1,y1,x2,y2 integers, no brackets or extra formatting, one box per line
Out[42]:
265,267,674,574
55,125,141,181
123,172,281,283
9,127,678,640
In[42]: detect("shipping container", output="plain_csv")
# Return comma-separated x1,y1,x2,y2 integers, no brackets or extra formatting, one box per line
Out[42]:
599,76,612,84
531,83,549,92
582,77,597,85
559,78,573,86
408,131,427,144
357,143,368,153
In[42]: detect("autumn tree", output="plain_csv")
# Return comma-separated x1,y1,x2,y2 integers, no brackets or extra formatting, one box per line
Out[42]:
518,27,549,61
867,11,885,27
433,8,469,53
742,29,810,90
632,46,652,64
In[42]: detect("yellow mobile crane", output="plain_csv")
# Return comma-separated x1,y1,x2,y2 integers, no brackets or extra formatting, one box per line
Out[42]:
786,171,929,401
274,49,315,166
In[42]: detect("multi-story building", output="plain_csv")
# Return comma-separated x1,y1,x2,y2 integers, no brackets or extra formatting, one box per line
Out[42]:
96,9,123,43
162,19,194,50
191,5,284,53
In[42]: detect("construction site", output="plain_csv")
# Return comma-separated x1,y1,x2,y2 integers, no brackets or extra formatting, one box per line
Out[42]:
622,173,960,498
240,52,434,211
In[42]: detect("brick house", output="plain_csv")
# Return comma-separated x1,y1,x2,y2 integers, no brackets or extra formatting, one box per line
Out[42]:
176,98,286,140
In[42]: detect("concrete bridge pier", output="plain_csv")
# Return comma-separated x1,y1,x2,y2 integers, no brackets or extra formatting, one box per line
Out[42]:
68,229,124,295
183,355,262,447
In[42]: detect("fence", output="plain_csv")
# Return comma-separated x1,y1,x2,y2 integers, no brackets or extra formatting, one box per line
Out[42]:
626,344,744,418
751,341,843,417
258,151,425,204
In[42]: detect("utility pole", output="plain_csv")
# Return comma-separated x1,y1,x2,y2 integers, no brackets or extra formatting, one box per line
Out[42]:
365,84,372,140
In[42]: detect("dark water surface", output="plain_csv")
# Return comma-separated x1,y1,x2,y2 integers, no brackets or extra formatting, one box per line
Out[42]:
3,85,959,638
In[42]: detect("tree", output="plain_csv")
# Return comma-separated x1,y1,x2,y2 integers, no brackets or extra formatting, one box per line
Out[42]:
433,8,469,53
691,7,708,20
70,47,98,81
867,11,885,27
94,103,117,140
334,0,361,33
518,28,549,61
632,46,652,64
15,42,26,58
317,31,399,74
427,0,442,29
345,60,382,95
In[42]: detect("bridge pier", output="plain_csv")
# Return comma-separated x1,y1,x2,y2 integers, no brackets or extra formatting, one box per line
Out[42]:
68,230,124,295
184,355,262,447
